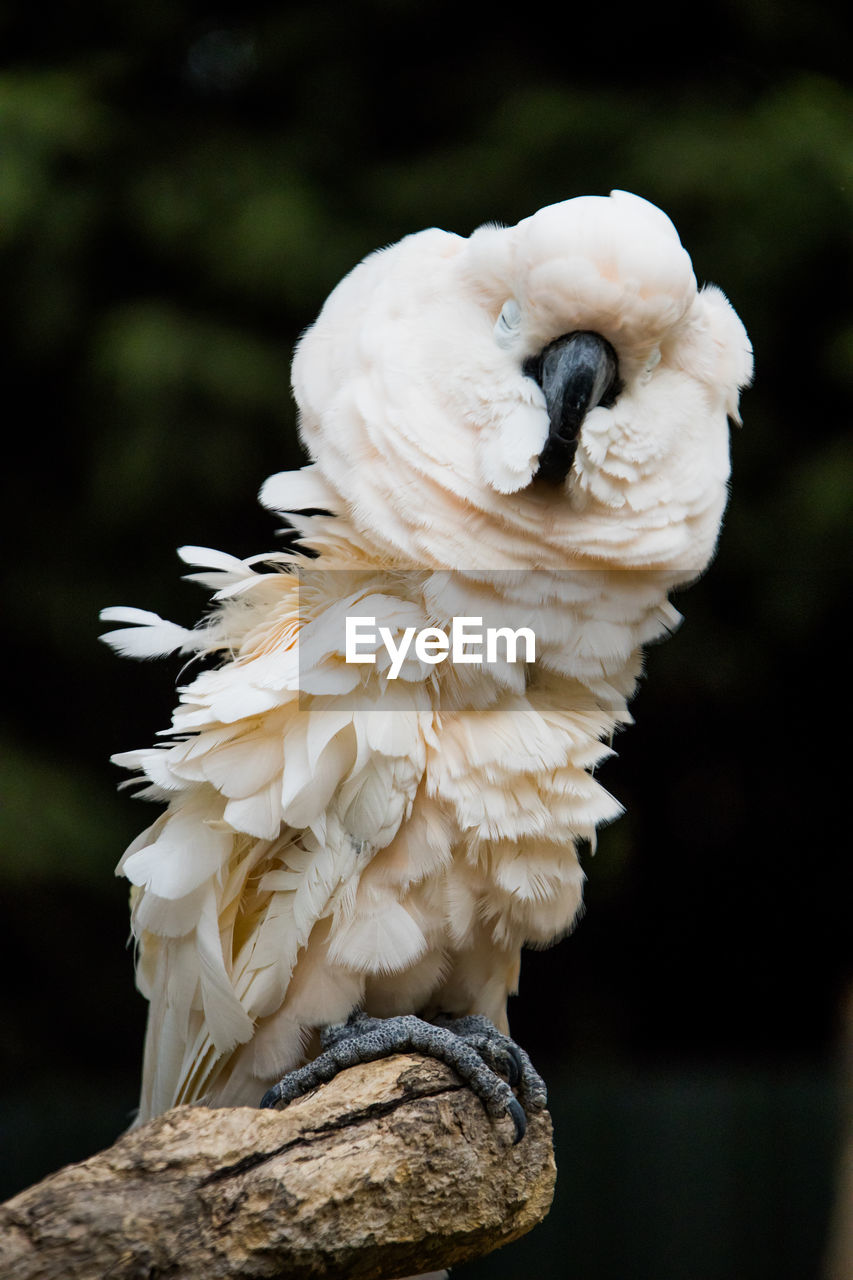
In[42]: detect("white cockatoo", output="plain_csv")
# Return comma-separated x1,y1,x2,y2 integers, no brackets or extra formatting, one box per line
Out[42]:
102,191,751,1133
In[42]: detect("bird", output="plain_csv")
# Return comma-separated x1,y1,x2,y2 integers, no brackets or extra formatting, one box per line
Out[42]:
101,190,752,1135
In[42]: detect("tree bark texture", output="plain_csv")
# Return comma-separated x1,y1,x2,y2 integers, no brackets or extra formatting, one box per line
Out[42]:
0,1053,556,1279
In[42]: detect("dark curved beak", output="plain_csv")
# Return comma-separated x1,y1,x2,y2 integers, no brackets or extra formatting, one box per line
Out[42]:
525,331,621,485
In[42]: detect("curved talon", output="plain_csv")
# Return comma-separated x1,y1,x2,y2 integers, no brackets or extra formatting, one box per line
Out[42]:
259,1082,282,1109
507,1096,527,1144
504,1044,523,1088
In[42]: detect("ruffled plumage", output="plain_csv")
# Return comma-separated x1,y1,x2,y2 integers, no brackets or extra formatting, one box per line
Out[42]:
103,191,751,1122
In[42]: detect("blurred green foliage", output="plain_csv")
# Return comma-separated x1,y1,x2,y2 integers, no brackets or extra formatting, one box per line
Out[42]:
0,3,850,1268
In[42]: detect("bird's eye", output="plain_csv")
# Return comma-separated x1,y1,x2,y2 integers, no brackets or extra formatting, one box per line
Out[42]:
494,298,522,349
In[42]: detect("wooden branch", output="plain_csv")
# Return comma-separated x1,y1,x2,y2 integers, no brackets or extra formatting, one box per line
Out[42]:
0,1054,556,1279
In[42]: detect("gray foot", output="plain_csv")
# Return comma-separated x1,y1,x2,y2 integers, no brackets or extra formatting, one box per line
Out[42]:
259,1011,546,1143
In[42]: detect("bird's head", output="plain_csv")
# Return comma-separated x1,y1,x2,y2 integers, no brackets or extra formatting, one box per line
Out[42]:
267,191,752,574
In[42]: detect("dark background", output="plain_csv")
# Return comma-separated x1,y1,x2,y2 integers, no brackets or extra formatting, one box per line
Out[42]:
1,3,850,1277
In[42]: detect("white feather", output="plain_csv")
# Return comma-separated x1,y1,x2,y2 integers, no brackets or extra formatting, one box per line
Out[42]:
100,607,199,658
195,889,255,1052
259,465,340,515
328,900,428,974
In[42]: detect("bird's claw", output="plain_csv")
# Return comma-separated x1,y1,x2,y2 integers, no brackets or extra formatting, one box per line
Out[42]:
260,1010,546,1144
506,1095,527,1143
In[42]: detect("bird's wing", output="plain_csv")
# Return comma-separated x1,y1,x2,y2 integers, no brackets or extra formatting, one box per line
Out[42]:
104,546,440,1119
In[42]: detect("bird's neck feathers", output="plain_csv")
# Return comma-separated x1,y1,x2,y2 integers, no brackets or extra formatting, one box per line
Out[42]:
261,455,725,600
255,468,682,711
